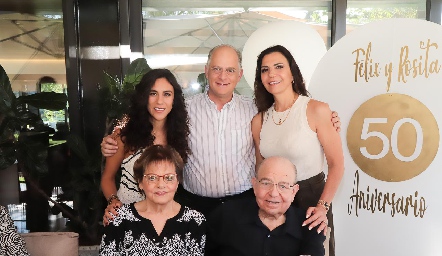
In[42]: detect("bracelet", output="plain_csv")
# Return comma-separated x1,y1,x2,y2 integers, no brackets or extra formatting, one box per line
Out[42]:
107,194,120,205
317,200,330,211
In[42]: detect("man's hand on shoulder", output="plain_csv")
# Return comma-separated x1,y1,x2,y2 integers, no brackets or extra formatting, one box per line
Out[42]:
331,111,341,132
101,135,118,157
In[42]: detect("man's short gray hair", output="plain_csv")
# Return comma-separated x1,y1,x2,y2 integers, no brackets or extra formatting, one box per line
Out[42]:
206,44,242,68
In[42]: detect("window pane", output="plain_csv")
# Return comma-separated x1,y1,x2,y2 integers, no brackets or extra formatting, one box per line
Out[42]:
143,1,332,97
40,82,68,129
347,1,426,33
0,12,68,131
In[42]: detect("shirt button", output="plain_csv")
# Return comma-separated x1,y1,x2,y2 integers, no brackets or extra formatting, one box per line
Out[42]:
267,234,271,238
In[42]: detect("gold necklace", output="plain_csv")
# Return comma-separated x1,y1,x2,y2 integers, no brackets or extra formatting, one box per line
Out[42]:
271,98,296,125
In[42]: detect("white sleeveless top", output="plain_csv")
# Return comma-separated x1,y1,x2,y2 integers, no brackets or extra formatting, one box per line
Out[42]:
260,95,325,181
117,150,145,204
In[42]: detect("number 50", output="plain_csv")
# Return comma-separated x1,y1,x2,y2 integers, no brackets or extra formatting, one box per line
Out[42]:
360,118,423,162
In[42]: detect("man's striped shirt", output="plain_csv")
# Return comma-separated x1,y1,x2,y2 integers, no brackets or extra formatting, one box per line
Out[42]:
184,92,257,198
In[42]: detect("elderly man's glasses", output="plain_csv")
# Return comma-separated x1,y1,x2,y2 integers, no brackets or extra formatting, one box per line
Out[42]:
258,179,295,193
210,66,237,76
143,173,177,184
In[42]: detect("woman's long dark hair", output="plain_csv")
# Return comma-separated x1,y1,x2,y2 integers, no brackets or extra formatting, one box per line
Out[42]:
120,68,190,163
254,45,310,113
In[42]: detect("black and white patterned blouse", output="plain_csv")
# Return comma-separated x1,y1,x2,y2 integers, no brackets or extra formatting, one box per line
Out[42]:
0,205,30,256
117,150,145,204
99,203,206,256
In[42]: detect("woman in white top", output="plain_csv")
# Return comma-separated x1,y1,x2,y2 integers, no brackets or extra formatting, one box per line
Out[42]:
101,68,190,221
251,45,344,256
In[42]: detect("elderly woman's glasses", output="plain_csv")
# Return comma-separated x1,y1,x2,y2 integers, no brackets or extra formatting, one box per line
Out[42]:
258,179,295,193
143,173,177,184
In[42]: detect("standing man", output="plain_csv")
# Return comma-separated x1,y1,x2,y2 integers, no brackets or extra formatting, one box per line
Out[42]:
176,45,257,215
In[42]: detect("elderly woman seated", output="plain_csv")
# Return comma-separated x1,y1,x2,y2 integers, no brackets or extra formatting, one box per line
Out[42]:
99,145,206,255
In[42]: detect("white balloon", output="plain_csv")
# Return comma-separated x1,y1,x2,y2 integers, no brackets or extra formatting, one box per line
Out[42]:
242,20,327,89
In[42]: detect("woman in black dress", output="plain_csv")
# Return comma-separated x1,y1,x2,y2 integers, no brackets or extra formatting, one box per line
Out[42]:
99,145,206,255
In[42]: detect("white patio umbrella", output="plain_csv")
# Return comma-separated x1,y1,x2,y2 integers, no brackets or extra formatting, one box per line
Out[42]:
143,11,287,95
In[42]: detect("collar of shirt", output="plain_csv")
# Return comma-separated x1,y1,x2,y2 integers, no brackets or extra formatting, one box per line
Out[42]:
237,198,303,239
204,90,236,111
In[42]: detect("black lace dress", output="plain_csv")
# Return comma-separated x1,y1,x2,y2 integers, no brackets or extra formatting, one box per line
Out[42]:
99,203,206,256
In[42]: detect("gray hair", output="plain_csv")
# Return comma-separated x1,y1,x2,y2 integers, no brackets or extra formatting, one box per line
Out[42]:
206,44,242,68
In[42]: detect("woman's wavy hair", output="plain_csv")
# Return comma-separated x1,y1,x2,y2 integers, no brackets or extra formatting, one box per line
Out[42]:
120,68,190,163
254,45,310,113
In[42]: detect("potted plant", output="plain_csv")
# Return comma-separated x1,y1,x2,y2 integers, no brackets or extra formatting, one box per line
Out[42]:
0,63,70,231
52,58,151,243
0,64,67,171
99,58,151,134
0,63,68,180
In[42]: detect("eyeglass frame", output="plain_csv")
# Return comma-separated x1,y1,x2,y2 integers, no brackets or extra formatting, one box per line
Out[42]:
209,66,238,76
256,178,296,193
143,173,178,184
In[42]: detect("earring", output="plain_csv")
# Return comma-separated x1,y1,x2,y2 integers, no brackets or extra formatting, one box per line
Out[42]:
292,80,295,84
139,186,145,195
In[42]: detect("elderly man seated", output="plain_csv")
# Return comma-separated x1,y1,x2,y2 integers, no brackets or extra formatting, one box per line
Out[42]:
206,156,326,256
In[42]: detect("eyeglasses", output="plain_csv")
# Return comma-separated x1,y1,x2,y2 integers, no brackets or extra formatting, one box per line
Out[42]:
210,66,237,76
143,173,177,184
257,179,295,193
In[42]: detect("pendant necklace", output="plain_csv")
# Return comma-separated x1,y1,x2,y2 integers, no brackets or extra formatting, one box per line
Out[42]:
272,98,296,125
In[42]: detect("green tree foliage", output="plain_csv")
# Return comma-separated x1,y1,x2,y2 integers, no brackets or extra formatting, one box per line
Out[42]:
144,10,226,18
347,7,419,25
304,7,420,25
40,83,66,125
